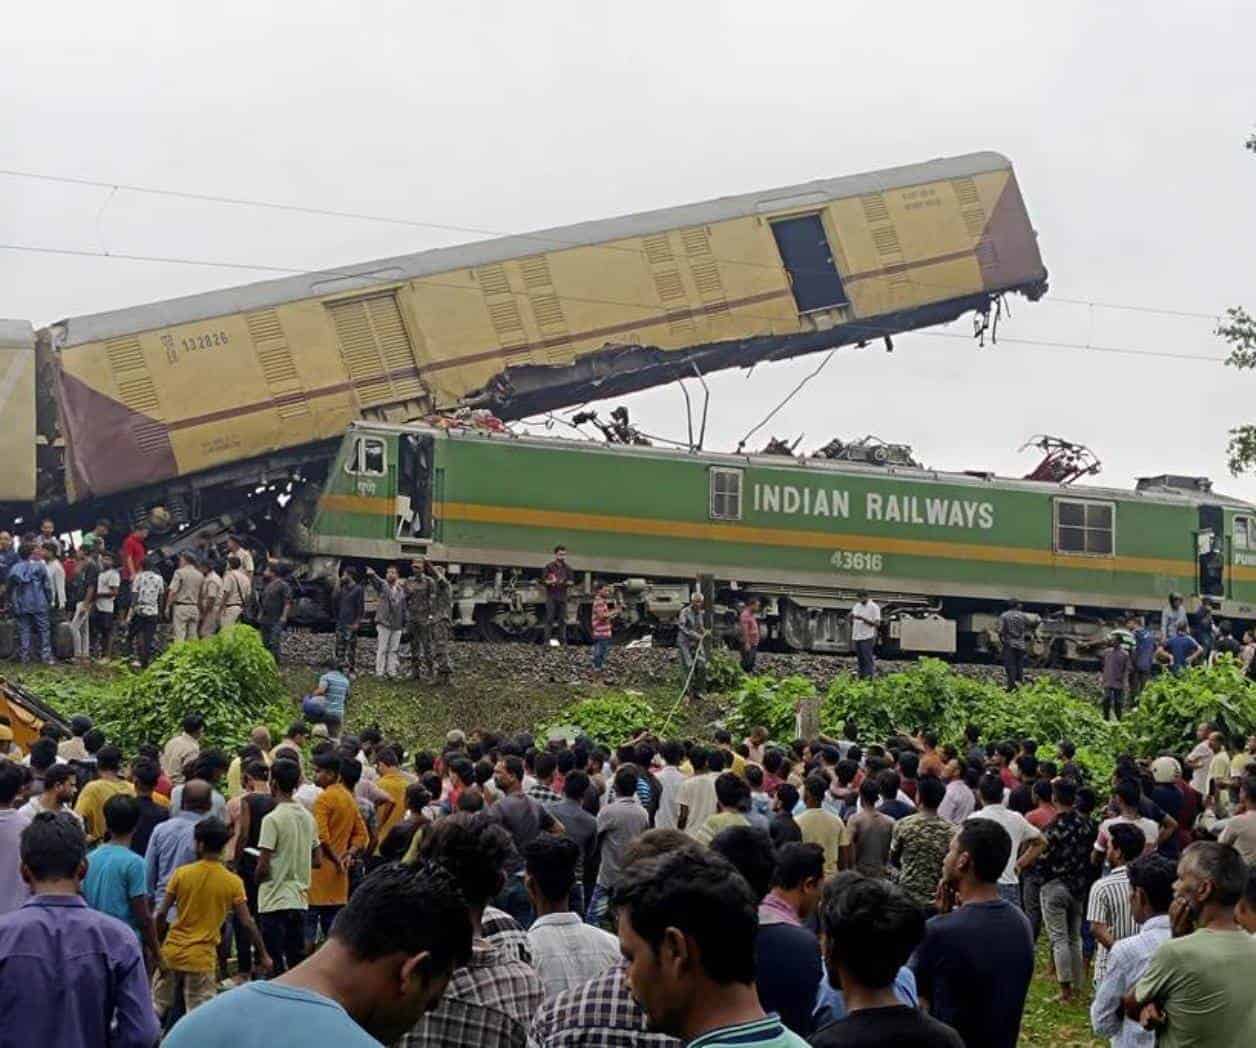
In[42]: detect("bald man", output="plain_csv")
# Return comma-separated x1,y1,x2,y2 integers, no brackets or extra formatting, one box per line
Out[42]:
146,779,214,916
228,727,275,798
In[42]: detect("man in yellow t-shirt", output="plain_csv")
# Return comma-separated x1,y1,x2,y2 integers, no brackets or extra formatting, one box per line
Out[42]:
794,774,853,877
73,745,135,844
373,746,409,853
154,817,270,1018
1231,734,1255,782
713,730,748,780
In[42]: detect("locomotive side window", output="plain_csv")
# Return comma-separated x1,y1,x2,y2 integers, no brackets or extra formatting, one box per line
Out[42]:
345,436,387,476
710,468,743,521
1054,498,1114,556
1235,517,1251,549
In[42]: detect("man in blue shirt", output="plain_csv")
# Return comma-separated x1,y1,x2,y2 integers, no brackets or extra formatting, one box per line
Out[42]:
912,818,1034,1048
83,794,161,965
163,861,473,1047
1130,618,1158,701
0,811,160,1048
145,780,213,916
1159,623,1202,673
313,660,351,724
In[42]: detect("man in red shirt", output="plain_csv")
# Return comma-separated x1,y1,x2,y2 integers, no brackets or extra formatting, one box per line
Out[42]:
120,524,148,581
117,524,149,623
739,597,761,672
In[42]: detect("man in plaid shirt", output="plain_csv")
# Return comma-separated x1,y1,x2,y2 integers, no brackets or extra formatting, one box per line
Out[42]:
400,814,543,1048
526,753,565,806
532,828,687,1048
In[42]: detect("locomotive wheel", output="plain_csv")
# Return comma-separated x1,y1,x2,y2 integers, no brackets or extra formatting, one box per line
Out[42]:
475,603,539,644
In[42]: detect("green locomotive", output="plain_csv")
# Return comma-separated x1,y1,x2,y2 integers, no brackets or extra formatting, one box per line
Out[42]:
294,421,1256,659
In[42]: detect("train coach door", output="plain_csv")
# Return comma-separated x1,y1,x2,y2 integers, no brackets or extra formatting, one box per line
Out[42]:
1197,504,1225,598
771,214,849,313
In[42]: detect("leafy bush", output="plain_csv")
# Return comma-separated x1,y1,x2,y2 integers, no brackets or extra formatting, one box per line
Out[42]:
819,659,1127,782
703,647,745,693
539,691,659,746
39,625,291,753
725,675,817,741
1124,657,1256,757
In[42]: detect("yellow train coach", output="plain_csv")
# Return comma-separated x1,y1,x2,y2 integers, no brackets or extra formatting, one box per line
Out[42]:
17,150,1045,518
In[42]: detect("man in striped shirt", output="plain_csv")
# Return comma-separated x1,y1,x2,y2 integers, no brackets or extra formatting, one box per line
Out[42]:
1089,854,1174,1047
1087,823,1144,984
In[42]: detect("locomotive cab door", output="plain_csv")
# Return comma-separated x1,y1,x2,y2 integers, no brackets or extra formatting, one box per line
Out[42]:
396,432,434,540
1197,504,1225,598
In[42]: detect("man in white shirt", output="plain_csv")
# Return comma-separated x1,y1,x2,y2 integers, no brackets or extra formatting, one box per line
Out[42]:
1186,721,1216,796
1093,781,1161,861
850,590,881,680
653,741,688,831
92,550,121,659
40,543,66,617
524,835,620,1000
966,772,1044,907
1089,853,1174,1047
675,747,720,837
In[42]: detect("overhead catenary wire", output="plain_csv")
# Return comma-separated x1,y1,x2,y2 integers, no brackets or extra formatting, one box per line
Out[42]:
735,348,838,453
0,166,1225,324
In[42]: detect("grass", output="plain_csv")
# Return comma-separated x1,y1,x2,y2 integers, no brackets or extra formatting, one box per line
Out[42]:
1020,944,1104,1047
6,656,691,752
6,658,1107,1046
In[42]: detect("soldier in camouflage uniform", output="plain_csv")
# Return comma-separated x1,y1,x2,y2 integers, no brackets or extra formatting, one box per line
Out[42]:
405,557,452,681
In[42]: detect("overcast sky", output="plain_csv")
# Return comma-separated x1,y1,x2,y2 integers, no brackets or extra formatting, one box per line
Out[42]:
3,2,1254,499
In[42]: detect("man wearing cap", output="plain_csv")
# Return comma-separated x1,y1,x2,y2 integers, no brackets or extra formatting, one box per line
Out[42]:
166,551,205,644
404,558,452,682
1149,756,1191,859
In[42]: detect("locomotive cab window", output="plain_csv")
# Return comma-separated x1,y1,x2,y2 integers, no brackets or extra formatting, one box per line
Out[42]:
1054,498,1114,555
1235,517,1251,549
710,468,743,521
346,436,387,476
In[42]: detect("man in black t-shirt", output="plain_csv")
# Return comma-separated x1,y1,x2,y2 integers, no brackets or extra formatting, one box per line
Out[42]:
258,566,293,663
911,818,1035,1048
812,873,963,1048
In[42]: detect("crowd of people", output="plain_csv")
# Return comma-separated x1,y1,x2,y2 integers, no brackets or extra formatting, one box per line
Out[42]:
1,703,1255,1047
0,517,467,683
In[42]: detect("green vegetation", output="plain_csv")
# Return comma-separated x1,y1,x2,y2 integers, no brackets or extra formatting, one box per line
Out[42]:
538,692,661,746
1124,656,1256,755
16,626,289,752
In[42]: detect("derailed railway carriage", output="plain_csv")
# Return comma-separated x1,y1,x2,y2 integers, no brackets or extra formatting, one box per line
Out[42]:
299,421,1256,659
1,149,1044,545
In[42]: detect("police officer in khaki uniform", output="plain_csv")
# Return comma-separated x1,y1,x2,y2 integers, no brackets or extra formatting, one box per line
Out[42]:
198,557,224,638
166,551,204,643
404,557,452,681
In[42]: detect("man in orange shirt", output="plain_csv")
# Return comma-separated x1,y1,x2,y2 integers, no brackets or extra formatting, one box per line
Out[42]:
373,746,409,854
308,752,368,949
